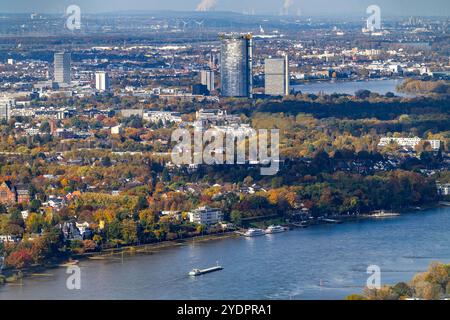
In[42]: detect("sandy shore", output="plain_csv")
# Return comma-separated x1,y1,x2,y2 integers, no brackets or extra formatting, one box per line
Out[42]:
81,231,240,260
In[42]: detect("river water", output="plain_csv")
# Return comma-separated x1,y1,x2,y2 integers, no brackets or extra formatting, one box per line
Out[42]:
0,207,449,300
292,79,410,96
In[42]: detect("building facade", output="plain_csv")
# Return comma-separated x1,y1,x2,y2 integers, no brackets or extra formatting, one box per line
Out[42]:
188,206,223,225
265,55,289,96
200,69,215,92
220,33,253,98
0,181,16,205
54,52,71,85
437,183,450,196
143,111,182,124
378,137,441,151
95,71,110,92
0,235,21,243
16,185,31,203
0,98,13,122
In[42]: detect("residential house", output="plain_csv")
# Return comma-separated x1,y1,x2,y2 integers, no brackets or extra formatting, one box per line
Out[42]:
143,111,182,125
0,181,16,205
76,222,93,239
437,183,450,196
16,185,30,203
240,184,267,194
111,124,122,135
0,181,30,205
21,210,29,220
44,196,66,210
58,221,82,241
161,211,182,221
0,235,21,243
378,137,441,151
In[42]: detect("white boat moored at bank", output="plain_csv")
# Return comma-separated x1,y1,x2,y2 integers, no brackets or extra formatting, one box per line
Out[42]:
265,225,287,234
243,228,266,237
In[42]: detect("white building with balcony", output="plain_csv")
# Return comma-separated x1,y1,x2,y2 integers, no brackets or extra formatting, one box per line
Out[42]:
143,111,182,125
188,206,223,225
378,137,441,151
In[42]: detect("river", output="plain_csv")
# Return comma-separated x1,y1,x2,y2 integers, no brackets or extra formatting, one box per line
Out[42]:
0,207,449,300
292,79,411,96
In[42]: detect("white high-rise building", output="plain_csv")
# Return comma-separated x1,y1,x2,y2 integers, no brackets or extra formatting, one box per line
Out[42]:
95,72,110,92
0,98,14,122
200,69,215,92
265,55,289,96
54,52,71,85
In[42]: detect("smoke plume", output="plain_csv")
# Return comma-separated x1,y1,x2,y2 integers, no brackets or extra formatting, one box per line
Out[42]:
282,0,294,15
283,0,294,10
196,0,218,12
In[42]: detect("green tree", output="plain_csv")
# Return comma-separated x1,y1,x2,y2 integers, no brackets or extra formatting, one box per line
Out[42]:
39,121,51,134
161,167,171,182
106,219,122,241
230,210,242,225
101,156,112,167
25,213,45,234
345,294,367,300
29,199,41,212
121,219,138,244
392,282,413,298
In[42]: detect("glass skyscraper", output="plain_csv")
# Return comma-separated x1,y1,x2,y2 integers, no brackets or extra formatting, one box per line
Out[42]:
219,33,253,98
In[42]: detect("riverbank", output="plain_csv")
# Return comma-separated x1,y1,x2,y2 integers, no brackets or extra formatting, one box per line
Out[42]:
0,203,444,288
290,78,414,97
0,231,240,286
291,77,405,86
1,206,448,300
82,231,239,260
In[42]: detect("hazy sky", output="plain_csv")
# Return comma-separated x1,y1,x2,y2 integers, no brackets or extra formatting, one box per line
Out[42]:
0,0,448,16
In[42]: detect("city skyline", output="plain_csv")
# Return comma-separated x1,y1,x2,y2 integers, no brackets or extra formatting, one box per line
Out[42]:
0,0,449,17
0,0,448,305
